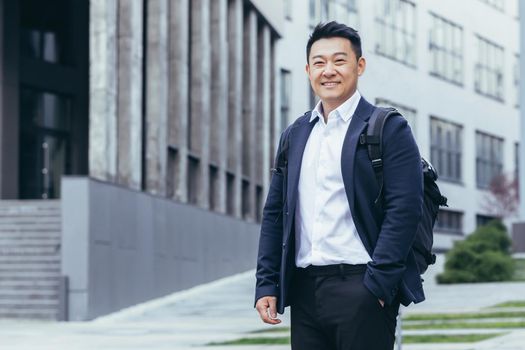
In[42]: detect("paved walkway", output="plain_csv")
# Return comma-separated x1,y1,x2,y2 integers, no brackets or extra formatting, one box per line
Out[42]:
1,254,525,350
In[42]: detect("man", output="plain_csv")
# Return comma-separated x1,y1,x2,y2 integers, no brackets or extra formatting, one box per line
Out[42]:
255,21,424,350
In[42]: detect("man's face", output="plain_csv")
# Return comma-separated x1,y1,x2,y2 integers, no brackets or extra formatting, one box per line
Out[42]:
306,37,366,108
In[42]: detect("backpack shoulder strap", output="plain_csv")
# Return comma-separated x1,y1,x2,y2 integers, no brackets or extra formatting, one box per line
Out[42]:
361,107,401,205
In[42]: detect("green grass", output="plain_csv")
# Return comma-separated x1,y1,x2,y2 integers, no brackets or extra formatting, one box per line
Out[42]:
489,300,525,308
512,259,525,281
404,321,525,330
404,311,525,321
402,333,504,344
208,333,504,346
208,337,290,345
250,326,290,334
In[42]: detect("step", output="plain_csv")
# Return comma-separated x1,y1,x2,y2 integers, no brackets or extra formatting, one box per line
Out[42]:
0,298,59,307
0,255,60,263
0,217,61,224
0,200,60,208
0,280,60,289
0,273,61,281
0,269,60,279
0,224,61,232
0,210,60,216
0,233,61,241
0,237,61,246
0,287,59,299
0,246,60,255
0,264,60,272
0,260,60,271
0,240,61,249
0,309,58,320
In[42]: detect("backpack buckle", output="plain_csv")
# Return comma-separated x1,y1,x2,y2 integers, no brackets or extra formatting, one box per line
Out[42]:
371,158,383,169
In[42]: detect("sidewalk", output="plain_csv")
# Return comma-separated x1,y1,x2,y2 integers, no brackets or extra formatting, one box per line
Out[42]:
1,254,524,350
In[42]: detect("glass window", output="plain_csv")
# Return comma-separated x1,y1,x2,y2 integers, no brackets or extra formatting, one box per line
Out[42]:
20,0,72,65
476,214,499,227
280,69,291,132
435,210,464,235
430,117,463,182
428,12,463,85
475,131,504,188
375,0,416,67
310,0,359,29
474,35,505,101
19,88,72,199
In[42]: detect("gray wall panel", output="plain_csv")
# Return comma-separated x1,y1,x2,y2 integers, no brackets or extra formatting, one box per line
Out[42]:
61,177,260,320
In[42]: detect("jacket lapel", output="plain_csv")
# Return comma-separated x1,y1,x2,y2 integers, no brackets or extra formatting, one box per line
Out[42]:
341,97,374,216
286,115,318,225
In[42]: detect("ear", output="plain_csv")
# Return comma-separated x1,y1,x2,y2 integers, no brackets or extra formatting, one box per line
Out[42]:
305,63,310,76
357,57,366,76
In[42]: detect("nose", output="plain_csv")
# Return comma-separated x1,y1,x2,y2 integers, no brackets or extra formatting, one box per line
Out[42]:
323,61,336,76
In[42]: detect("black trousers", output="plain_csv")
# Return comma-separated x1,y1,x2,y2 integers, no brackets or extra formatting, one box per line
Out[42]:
290,265,400,350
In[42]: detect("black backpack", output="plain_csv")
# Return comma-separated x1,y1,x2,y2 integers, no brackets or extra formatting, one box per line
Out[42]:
360,107,448,274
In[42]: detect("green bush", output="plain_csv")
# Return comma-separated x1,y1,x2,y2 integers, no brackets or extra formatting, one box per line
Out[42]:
465,222,511,253
436,220,514,284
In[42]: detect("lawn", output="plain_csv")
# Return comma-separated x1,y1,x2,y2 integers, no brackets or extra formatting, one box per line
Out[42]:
228,301,525,346
403,310,525,321
489,300,525,308
208,334,504,346
403,321,525,330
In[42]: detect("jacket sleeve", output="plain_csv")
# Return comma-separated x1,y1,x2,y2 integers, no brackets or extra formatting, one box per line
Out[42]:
363,115,423,305
254,130,288,306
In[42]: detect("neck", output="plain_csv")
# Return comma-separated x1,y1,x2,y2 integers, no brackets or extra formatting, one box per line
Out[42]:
320,104,335,123
320,100,344,122
319,90,356,122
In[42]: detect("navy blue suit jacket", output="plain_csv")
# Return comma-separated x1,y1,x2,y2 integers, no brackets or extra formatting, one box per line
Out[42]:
255,97,424,314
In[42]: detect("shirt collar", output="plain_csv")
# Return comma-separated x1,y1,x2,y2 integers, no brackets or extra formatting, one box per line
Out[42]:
310,90,362,123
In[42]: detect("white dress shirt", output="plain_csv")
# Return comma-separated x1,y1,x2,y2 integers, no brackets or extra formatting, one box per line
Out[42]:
294,90,372,268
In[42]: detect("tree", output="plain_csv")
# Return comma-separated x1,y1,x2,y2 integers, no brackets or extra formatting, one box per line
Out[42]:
481,173,519,220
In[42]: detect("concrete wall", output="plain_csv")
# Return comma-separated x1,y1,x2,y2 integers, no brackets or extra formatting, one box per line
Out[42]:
61,177,260,321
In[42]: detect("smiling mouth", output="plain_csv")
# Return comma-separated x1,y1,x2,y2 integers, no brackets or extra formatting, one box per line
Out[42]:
321,82,340,87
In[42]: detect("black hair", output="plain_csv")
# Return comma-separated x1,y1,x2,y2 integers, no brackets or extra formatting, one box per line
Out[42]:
306,21,362,63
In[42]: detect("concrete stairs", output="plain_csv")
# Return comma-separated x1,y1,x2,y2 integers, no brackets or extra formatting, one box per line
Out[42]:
0,200,63,320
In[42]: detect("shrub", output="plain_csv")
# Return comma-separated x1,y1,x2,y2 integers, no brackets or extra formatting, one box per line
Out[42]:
436,220,514,284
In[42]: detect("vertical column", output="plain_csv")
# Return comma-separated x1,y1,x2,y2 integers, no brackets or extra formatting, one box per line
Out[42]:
145,0,169,196
270,39,280,173
117,0,143,190
168,0,189,202
0,0,19,198
257,25,272,212
242,10,258,220
89,0,118,182
520,0,525,220
190,0,211,209
227,0,243,217
210,0,228,213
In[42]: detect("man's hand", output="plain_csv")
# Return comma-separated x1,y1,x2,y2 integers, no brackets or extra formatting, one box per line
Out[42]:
378,299,385,308
255,296,282,324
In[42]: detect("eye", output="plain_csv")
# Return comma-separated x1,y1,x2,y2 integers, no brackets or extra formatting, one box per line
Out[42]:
313,61,325,66
335,59,346,64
